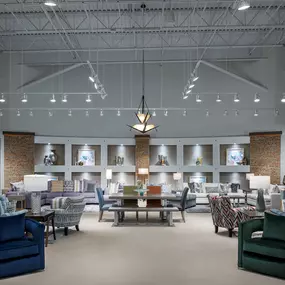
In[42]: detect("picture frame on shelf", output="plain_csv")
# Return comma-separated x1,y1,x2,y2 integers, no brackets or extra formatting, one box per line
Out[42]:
189,176,206,183
226,148,244,166
77,149,95,166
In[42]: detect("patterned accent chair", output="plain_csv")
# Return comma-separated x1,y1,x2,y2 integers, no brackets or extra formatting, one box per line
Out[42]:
208,195,253,237
51,196,86,236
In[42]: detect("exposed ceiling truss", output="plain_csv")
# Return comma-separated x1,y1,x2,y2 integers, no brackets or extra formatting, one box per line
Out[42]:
0,0,284,59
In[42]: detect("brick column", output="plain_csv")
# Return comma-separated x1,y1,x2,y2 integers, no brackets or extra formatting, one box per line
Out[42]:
4,132,35,188
250,132,281,184
135,135,150,183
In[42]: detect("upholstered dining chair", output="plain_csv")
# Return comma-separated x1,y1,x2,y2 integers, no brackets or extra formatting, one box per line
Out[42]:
168,187,189,222
96,188,116,222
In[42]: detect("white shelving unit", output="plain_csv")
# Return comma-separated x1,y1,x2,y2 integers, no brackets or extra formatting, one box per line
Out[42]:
34,136,251,187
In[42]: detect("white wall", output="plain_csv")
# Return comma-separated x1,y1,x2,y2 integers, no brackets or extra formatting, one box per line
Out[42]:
0,49,285,138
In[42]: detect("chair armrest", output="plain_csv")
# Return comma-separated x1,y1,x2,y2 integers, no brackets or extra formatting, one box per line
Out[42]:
238,219,264,267
25,218,45,242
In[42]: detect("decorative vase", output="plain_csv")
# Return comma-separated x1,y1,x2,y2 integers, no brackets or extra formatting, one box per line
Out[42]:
31,192,42,214
256,189,266,212
49,150,58,165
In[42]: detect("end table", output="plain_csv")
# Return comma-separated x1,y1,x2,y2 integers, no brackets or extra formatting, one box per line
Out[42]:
7,194,26,210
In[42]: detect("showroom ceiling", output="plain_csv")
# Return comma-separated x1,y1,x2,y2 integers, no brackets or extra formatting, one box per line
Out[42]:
0,0,284,59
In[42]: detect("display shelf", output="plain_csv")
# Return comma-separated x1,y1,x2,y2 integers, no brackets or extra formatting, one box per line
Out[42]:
35,143,65,166
183,172,213,183
150,145,177,166
34,172,65,181
181,166,214,173
220,143,250,166
107,165,136,173
149,166,178,173
72,172,101,181
35,165,67,173
183,145,213,166
219,172,248,190
72,144,101,166
112,172,135,185
219,165,250,173
107,145,135,166
70,166,102,173
149,173,176,185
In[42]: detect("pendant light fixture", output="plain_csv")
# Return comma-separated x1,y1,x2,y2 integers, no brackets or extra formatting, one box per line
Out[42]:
128,4,158,134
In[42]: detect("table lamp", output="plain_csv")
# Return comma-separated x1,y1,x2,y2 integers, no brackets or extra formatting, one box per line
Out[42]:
173,172,182,190
138,168,149,185
106,169,112,187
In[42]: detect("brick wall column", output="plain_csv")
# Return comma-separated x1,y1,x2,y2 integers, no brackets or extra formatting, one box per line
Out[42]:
4,132,35,188
250,132,281,184
135,135,150,183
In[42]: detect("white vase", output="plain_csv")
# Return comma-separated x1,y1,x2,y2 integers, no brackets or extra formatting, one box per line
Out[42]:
31,192,42,214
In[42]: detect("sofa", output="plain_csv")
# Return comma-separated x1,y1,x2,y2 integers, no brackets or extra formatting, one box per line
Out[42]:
238,212,285,279
0,213,45,278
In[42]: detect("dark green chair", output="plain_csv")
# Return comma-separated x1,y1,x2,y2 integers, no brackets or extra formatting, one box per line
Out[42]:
238,212,285,279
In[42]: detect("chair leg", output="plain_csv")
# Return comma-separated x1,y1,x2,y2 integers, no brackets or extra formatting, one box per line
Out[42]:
215,226,218,233
181,211,186,223
64,227,68,236
228,229,233,237
75,225,79,231
98,210,103,222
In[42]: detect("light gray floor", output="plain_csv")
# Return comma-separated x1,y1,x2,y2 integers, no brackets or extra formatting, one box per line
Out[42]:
3,212,284,285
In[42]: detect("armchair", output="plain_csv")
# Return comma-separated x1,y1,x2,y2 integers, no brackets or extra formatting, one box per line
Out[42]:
238,215,285,279
0,215,45,278
51,196,85,236
208,195,250,237
96,188,117,222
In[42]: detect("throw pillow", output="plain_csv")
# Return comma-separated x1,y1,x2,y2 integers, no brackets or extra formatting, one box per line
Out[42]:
63,180,74,192
74,180,83,193
51,197,67,209
231,183,240,193
188,182,195,193
205,187,219,193
194,182,202,193
50,181,64,192
10,181,25,192
263,212,285,242
86,180,97,192
0,212,26,242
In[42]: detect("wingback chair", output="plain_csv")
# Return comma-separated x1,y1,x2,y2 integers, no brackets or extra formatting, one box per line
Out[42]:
208,195,251,237
51,196,86,236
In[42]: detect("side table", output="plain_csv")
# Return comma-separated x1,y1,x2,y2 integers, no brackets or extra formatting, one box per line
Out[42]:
26,210,56,247
7,194,26,209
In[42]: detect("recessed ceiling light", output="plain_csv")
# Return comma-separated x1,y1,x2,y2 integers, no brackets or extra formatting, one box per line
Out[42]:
44,1,57,7
238,0,250,11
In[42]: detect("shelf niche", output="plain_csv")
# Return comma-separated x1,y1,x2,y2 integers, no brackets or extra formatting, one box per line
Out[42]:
184,145,213,166
183,172,213,183
107,145,135,166
220,172,249,190
150,145,177,166
35,144,65,166
72,172,101,182
72,145,101,166
35,172,65,181
220,144,250,166
149,173,176,185
112,172,135,185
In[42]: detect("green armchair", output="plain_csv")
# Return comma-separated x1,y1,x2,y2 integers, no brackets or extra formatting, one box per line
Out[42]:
238,216,285,279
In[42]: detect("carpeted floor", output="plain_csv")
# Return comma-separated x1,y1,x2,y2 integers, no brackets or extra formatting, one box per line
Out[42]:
3,212,284,285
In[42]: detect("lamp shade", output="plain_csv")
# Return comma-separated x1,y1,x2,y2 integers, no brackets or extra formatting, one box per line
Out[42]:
106,169,112,180
138,168,149,175
173,173,182,181
24,175,51,192
249,176,270,189
246,173,254,180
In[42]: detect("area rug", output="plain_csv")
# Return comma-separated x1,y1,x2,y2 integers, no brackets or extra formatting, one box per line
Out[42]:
186,205,211,213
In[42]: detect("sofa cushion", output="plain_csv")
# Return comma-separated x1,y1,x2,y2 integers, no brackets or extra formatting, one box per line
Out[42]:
63,180,74,192
62,192,81,197
243,238,285,259
263,212,285,242
83,192,96,198
0,213,26,242
0,237,39,261
47,192,63,199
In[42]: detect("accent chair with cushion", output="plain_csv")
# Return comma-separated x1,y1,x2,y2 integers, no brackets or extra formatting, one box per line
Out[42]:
238,212,285,279
0,213,45,278
96,188,117,222
51,196,86,236
208,195,252,237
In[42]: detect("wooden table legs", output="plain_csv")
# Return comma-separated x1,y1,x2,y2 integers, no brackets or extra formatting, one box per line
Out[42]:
45,216,56,247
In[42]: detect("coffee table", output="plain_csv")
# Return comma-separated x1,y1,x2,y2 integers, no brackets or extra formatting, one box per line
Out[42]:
7,194,26,209
26,210,56,247
241,209,264,219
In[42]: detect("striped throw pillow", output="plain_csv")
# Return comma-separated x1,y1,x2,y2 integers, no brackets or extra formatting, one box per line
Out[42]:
51,197,67,209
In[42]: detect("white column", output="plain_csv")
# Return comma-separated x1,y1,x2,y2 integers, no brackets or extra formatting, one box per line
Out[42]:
101,141,108,188
65,142,72,180
213,140,220,183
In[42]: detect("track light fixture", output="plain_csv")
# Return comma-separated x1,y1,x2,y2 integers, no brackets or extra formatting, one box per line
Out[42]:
206,110,210,117
117,109,121,116
29,110,33,117
191,71,199,82
48,110,53,117
86,94,92,103
85,110,89,117
254,110,259,117
281,94,285,103
44,1,57,7
234,94,240,103
21,93,28,103
216,95,222,103
196,95,202,103
183,109,187,116
0,93,6,103
164,109,168,116
89,76,95,83
183,92,189,100
254,93,260,103
235,110,240,116
100,109,103,116
237,0,250,11
152,109,156,117
62,94,67,103
68,110,72,117
0,110,3,117
50,94,56,103
274,109,279,116
17,109,20,117
224,110,228,116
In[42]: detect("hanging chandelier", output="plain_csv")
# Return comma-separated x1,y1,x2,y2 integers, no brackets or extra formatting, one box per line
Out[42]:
128,4,158,134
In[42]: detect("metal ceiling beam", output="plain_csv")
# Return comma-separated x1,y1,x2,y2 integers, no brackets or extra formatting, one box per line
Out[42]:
196,60,268,92
17,62,84,90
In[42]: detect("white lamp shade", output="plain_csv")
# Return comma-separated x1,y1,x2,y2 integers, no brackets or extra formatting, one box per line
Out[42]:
173,173,182,180
246,173,254,180
106,169,112,180
138,168,149,175
249,176,270,189
24,175,51,192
